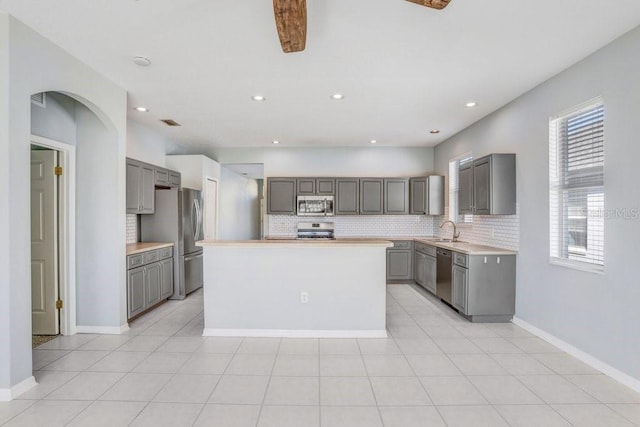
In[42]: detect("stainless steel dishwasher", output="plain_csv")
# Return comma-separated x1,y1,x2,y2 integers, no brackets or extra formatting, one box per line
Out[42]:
436,249,452,304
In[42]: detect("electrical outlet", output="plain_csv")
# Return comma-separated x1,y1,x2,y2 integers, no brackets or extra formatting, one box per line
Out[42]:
300,292,309,304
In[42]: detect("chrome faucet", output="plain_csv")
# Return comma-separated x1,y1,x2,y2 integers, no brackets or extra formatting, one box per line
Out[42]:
439,220,460,242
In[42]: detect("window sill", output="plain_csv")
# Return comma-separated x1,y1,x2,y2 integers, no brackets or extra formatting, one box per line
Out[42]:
549,258,604,275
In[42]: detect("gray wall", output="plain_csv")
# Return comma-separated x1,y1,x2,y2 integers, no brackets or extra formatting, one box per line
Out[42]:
434,25,640,381
31,92,77,145
218,167,260,240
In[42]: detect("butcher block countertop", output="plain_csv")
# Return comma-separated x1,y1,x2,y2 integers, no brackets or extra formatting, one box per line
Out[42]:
126,242,174,256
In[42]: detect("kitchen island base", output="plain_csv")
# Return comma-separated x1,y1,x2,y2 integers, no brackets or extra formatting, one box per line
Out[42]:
197,240,393,338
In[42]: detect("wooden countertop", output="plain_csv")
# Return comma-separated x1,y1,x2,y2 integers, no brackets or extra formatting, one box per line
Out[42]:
196,239,394,248
126,242,174,256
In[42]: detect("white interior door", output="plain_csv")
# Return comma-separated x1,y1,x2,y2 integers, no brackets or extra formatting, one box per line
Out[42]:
204,178,218,240
31,149,59,335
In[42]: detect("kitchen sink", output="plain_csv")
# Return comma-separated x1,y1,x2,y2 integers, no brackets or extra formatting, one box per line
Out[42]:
425,238,465,244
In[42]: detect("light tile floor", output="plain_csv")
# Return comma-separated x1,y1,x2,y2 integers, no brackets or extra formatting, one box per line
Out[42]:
2,284,640,426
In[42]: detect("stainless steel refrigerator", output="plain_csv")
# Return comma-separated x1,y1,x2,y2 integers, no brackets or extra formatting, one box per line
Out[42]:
141,188,204,299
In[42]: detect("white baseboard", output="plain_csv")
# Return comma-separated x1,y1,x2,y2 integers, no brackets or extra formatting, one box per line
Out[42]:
0,376,36,401
513,317,640,392
75,323,130,335
203,329,388,338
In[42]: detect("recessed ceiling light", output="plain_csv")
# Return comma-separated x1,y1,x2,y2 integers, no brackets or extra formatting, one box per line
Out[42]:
465,101,477,108
133,56,151,67
272,140,280,145
369,140,377,144
331,93,344,100
252,95,266,102
430,129,440,134
134,106,148,112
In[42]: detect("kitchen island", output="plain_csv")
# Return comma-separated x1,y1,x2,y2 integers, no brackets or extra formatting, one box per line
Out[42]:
195,239,393,338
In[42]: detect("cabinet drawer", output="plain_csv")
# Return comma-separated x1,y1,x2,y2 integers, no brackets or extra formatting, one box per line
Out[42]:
415,242,437,256
143,250,159,264
453,252,468,267
127,254,144,269
391,240,413,249
158,247,173,260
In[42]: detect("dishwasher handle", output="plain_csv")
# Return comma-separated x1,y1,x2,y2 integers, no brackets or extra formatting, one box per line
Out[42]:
437,249,451,257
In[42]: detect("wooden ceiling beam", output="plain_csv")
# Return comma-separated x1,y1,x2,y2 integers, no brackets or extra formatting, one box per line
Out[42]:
405,0,452,10
273,0,307,53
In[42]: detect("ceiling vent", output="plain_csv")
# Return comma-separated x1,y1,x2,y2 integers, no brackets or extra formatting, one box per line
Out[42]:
161,119,181,127
31,92,46,108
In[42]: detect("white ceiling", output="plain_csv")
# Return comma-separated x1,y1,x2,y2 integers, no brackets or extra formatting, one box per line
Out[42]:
2,0,640,149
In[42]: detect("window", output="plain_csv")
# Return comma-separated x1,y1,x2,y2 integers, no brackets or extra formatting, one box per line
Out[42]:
449,155,473,224
549,99,604,271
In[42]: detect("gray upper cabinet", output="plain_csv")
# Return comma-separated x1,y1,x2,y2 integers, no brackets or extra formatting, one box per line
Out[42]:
335,179,359,215
384,178,410,215
126,158,155,214
155,168,169,187
267,178,297,215
297,178,315,195
169,171,181,188
459,154,516,215
297,178,335,195
410,176,444,215
360,179,384,215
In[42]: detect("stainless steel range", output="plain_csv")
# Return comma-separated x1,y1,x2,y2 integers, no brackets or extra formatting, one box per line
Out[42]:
296,222,335,240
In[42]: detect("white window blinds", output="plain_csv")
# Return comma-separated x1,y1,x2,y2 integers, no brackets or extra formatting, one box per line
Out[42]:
449,156,473,224
549,99,604,270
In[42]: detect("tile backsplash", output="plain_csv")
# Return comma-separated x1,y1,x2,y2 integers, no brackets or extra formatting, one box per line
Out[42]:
268,215,436,238
434,204,520,251
126,214,138,244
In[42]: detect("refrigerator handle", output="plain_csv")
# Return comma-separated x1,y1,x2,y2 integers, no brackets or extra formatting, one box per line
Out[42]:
195,200,202,240
192,199,198,241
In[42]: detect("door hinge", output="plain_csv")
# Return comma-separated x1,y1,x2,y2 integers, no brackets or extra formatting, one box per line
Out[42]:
54,166,63,176
55,300,63,310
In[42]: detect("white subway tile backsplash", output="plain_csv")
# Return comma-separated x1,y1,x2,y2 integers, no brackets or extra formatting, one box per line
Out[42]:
268,214,436,238
126,214,138,244
434,204,520,251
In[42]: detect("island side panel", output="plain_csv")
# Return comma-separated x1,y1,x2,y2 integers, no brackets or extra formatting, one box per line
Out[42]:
202,245,387,337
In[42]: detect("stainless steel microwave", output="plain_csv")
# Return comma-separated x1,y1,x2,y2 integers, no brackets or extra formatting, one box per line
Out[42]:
297,195,335,216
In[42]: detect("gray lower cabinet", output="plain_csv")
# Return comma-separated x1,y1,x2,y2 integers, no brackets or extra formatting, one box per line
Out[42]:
267,178,297,215
384,178,409,215
126,246,174,320
387,241,413,281
410,176,444,215
360,179,384,215
335,179,359,215
127,267,146,318
452,252,516,322
459,154,516,215
415,244,437,294
126,159,155,214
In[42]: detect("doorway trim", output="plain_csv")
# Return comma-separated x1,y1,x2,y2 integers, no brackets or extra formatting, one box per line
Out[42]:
31,134,76,336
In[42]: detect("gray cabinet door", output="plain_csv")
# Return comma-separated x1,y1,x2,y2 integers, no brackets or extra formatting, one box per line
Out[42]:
297,178,315,195
414,252,426,286
387,249,413,281
169,171,181,188
145,262,161,306
473,157,491,215
267,178,296,214
155,168,169,187
159,258,173,300
335,179,359,215
126,160,142,214
360,179,384,215
384,178,409,214
424,255,437,294
127,266,146,319
316,179,335,195
410,177,427,215
458,164,474,215
452,265,468,313
141,164,155,213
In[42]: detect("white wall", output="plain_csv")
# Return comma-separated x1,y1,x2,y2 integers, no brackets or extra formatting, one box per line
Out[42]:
0,14,127,395
218,167,260,240
213,147,435,177
31,92,77,145
434,25,640,382
127,119,185,167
